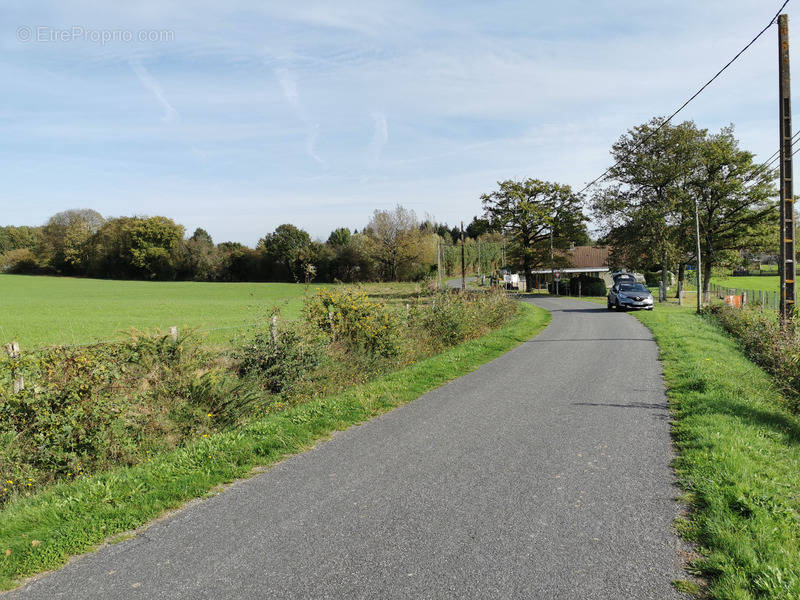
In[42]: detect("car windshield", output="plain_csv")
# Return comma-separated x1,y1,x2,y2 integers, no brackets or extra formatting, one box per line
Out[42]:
619,284,648,292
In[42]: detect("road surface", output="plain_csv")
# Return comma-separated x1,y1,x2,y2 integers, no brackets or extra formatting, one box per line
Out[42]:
6,297,686,599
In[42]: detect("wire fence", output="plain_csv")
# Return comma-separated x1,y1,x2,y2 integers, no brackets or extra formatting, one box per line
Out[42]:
708,282,780,309
6,320,266,354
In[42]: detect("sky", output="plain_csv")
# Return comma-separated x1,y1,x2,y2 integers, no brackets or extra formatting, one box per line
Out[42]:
0,0,795,245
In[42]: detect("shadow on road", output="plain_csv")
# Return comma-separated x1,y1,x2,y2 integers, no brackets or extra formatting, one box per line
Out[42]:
574,401,667,410
525,338,652,343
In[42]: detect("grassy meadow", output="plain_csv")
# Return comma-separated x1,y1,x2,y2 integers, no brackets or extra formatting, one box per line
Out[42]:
0,275,421,348
710,275,779,293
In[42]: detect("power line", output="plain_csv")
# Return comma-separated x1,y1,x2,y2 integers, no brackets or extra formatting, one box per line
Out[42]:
578,0,792,196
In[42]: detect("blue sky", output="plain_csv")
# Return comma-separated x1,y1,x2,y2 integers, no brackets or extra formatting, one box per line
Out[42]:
0,1,794,244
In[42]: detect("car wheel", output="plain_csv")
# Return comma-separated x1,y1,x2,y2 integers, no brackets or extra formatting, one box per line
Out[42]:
607,300,613,310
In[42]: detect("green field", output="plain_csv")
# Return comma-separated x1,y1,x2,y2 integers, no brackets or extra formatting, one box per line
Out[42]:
710,275,778,292
0,275,419,348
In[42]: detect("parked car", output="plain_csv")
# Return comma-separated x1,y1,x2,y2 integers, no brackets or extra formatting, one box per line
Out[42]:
611,271,637,285
607,282,654,310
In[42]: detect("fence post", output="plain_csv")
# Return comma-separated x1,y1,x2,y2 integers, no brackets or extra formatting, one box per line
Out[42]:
169,326,178,341
742,291,747,307
271,316,278,346
4,342,23,393
578,281,582,298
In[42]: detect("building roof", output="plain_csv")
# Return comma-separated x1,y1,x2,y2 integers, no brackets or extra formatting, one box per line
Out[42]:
568,245,610,269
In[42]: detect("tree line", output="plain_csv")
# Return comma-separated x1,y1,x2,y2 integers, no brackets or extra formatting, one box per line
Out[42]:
0,207,506,283
1,118,778,289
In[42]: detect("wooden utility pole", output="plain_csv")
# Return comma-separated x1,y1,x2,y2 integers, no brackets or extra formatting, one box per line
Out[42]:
460,221,466,290
550,227,556,295
779,14,797,323
437,240,442,289
694,196,703,314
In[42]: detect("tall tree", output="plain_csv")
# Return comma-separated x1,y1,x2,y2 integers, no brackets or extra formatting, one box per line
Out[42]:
481,179,586,292
326,227,351,247
593,118,705,292
258,224,311,281
40,209,105,273
690,126,778,293
364,206,425,281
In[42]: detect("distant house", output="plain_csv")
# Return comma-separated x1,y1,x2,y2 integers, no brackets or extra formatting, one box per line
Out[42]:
525,245,613,287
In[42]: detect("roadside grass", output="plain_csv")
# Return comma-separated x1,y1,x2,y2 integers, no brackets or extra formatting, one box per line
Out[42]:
632,304,800,599
0,275,421,348
0,301,550,591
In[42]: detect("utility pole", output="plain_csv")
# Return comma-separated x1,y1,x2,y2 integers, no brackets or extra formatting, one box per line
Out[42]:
460,221,466,291
550,226,556,296
694,196,703,314
437,239,442,289
779,14,797,323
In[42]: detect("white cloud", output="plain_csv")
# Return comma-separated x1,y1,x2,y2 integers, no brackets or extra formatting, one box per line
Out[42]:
274,66,327,169
367,112,388,168
129,59,178,123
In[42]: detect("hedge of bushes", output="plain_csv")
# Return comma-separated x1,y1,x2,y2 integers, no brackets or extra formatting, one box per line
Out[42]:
709,304,800,407
0,287,518,505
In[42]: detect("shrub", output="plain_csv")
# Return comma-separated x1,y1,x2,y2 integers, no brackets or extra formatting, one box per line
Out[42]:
422,291,475,342
421,289,516,347
709,305,800,404
1,248,39,273
0,344,134,487
569,275,606,296
233,326,323,394
304,289,402,358
644,271,661,287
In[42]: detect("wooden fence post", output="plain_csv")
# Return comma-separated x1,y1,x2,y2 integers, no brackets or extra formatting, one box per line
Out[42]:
5,342,23,393
271,316,278,346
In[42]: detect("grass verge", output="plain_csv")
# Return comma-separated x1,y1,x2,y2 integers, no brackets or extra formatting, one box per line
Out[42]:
0,301,549,591
631,304,800,599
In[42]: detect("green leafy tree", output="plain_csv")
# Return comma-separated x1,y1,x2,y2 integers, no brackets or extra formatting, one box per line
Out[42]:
481,179,586,292
364,206,426,281
258,224,311,281
465,217,493,239
690,126,778,292
40,209,105,273
126,216,185,279
326,227,351,247
593,118,705,292
0,226,42,256
189,228,214,246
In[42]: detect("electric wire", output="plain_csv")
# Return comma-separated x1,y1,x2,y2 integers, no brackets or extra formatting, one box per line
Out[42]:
578,0,792,196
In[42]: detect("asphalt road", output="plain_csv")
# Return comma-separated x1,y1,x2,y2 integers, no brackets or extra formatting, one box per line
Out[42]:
7,297,686,599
